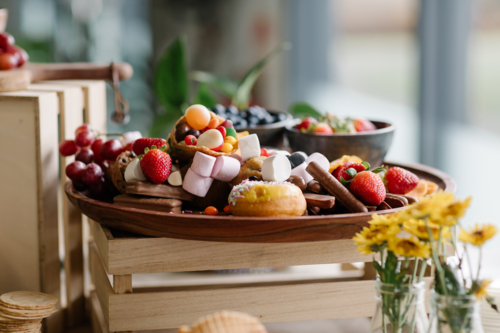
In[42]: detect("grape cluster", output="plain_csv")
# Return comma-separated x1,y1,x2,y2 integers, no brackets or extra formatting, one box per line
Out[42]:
59,124,130,198
0,32,29,70
211,104,287,129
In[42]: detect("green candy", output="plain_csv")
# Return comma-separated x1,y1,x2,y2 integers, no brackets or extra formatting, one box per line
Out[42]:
226,127,237,138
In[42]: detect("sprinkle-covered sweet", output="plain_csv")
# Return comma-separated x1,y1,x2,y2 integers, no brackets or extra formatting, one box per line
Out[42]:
228,179,295,206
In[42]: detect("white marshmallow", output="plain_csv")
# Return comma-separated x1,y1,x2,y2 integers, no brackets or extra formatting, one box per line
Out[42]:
124,158,146,182
306,153,330,171
167,167,182,186
295,151,308,159
182,168,214,197
290,162,314,183
268,149,291,156
120,131,142,146
229,153,243,165
211,156,240,182
191,152,216,178
261,154,291,182
238,134,261,161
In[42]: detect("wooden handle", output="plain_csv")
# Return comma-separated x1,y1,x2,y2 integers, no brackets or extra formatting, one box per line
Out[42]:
26,62,133,82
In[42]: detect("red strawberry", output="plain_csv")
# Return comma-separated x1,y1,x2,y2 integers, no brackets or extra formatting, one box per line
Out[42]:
140,147,172,184
312,122,333,134
349,171,386,206
133,138,167,156
295,117,317,132
385,167,419,194
332,161,366,182
353,118,377,132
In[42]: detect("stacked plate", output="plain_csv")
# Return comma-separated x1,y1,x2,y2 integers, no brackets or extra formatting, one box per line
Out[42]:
482,282,500,333
0,291,58,333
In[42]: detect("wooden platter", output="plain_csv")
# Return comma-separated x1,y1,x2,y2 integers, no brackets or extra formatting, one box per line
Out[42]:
65,161,455,243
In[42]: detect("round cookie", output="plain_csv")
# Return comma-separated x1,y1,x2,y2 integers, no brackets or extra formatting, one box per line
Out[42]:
228,180,307,217
111,150,137,193
230,156,266,186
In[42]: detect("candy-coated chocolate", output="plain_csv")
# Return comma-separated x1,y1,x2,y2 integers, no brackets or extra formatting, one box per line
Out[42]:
191,152,216,177
175,121,193,142
224,136,237,145
223,205,231,214
204,206,218,215
226,127,237,138
208,118,219,129
262,154,291,182
238,134,261,162
220,142,233,153
184,135,197,145
182,168,214,197
211,156,240,182
196,129,224,149
185,104,211,130
221,119,233,128
287,152,306,169
216,126,226,138
287,175,307,191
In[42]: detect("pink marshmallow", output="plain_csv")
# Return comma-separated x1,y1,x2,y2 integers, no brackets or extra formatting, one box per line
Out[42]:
191,152,216,178
290,162,313,183
182,168,214,197
306,153,330,171
229,153,243,165
211,156,240,182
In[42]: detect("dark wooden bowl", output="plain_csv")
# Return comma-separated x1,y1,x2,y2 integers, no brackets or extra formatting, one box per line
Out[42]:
285,120,395,166
236,110,293,147
65,161,454,244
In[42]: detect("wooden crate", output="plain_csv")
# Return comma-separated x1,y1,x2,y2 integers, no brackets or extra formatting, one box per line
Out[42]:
0,80,107,332
89,220,432,333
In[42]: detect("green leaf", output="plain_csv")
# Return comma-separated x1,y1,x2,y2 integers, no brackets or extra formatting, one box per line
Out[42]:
373,260,383,280
372,167,385,174
155,37,189,109
190,71,238,98
148,103,183,138
232,42,291,109
340,177,351,187
192,83,217,109
361,161,371,170
289,102,323,118
346,168,357,178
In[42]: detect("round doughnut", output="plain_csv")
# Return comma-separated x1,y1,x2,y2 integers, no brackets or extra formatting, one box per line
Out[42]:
228,180,307,217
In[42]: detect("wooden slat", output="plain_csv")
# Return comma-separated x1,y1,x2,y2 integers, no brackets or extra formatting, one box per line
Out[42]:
28,83,86,328
91,222,377,275
90,243,113,329
113,275,132,294
0,91,63,333
91,291,108,333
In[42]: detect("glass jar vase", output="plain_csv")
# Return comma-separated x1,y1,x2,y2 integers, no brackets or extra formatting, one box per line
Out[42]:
371,280,428,333
428,290,484,333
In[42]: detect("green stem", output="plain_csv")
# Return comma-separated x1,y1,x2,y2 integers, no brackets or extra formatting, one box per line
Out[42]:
464,244,474,282
425,219,448,297
476,247,482,281
411,258,419,284
418,261,427,282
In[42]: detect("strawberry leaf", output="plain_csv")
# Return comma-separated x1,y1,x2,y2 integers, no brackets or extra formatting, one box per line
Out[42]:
151,145,157,150
346,168,357,178
372,167,385,174
340,177,351,187
361,161,371,170
144,147,150,154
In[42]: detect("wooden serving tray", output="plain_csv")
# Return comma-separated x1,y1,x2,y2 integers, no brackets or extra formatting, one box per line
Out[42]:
65,161,455,243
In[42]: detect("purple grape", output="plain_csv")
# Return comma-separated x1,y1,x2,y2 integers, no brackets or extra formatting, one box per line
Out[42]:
72,179,88,192
65,161,87,181
75,147,94,164
82,163,104,186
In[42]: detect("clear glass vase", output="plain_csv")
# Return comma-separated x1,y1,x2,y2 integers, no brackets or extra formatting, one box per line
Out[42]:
428,290,484,333
371,280,429,333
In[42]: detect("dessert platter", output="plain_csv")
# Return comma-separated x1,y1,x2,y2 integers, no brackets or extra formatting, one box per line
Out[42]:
63,104,455,243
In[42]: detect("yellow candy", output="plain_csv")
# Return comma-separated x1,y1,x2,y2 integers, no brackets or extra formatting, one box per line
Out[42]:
224,136,237,145
185,104,210,130
221,143,233,153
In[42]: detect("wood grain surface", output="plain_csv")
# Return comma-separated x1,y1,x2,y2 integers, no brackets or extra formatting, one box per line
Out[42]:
67,161,455,243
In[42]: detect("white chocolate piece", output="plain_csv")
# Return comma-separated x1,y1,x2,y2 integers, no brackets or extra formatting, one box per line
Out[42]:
306,152,330,171
124,158,146,182
290,162,314,183
167,170,182,186
268,149,291,156
238,134,261,161
191,152,216,177
182,168,214,197
196,129,223,149
261,154,291,182
211,156,240,182
120,131,142,146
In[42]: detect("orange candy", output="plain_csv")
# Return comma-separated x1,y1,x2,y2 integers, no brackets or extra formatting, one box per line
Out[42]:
223,205,231,214
204,206,219,215
208,117,219,129
185,104,211,130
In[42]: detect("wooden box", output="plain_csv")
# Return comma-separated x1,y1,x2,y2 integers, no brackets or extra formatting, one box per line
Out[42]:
88,220,431,333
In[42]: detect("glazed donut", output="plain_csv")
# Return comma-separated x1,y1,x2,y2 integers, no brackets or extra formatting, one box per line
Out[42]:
228,180,307,217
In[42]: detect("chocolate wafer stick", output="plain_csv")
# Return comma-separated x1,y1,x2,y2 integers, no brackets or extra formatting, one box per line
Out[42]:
306,161,368,213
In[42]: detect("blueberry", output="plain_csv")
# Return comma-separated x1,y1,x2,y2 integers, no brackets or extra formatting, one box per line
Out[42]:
211,104,225,115
259,115,274,125
247,106,260,117
275,112,287,122
248,176,259,181
226,105,239,115
248,116,260,125
238,119,248,128
239,111,248,119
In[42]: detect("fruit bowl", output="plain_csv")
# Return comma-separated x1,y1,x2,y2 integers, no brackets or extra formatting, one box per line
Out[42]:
285,120,395,166
238,110,293,147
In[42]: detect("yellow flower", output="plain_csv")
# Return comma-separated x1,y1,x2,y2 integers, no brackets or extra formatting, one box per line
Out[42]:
459,223,498,247
353,223,400,255
473,280,492,301
369,213,403,227
388,236,431,258
357,244,376,256
403,219,451,242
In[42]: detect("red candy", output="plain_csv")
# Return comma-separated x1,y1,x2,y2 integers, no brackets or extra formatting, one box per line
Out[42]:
185,135,197,146
204,206,218,215
216,126,226,138
223,205,231,214
260,148,269,157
